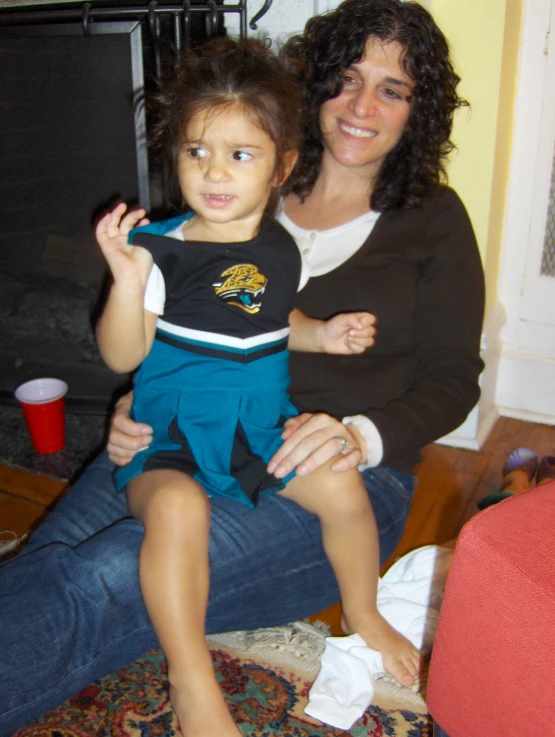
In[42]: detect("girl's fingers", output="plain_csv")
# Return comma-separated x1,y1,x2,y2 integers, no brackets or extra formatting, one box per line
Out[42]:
96,210,118,239
98,204,147,241
120,208,146,235
358,311,376,326
101,203,127,239
346,335,374,350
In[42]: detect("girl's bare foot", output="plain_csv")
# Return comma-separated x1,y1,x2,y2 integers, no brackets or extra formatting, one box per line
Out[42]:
341,612,421,688
169,676,242,737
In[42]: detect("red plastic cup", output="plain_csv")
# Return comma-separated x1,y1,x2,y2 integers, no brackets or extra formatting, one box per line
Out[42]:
14,378,68,454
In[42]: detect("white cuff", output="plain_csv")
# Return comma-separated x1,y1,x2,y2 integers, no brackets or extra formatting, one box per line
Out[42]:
342,415,383,470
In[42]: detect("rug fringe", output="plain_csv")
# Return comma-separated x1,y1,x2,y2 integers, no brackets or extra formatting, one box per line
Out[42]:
208,620,328,673
208,619,428,711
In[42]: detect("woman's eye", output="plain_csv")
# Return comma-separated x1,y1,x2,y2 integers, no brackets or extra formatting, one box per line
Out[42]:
341,74,358,88
380,88,404,102
232,151,253,162
187,146,207,159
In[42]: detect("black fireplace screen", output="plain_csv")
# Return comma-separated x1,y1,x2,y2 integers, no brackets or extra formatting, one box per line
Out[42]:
0,1,273,414
1,21,149,270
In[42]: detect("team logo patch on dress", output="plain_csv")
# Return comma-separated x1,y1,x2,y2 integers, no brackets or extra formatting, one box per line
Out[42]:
213,264,268,314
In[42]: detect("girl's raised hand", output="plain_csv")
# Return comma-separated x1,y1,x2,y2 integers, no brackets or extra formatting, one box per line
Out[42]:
95,202,152,284
321,312,376,354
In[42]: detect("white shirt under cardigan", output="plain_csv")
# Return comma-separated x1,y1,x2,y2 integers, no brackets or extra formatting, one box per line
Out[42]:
143,208,384,469
276,206,383,469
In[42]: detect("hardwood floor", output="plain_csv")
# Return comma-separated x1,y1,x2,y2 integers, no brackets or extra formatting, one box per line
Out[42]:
2,415,555,633
0,464,66,538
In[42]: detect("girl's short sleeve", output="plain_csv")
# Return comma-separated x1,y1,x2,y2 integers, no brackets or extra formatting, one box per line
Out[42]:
143,263,166,315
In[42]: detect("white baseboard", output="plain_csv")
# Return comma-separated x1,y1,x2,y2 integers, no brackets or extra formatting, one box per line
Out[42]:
496,348,555,425
497,406,555,427
436,300,505,450
435,298,555,446
436,404,499,450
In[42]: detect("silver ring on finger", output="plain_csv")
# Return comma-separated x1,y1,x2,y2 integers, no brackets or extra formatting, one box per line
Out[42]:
332,435,350,452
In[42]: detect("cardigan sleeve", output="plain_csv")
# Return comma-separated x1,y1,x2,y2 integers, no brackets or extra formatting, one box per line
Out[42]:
365,188,485,466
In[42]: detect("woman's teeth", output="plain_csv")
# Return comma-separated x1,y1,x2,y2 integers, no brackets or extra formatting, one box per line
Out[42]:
339,122,376,138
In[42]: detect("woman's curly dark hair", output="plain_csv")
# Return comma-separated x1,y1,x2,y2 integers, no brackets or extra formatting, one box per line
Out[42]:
149,36,302,214
280,0,468,211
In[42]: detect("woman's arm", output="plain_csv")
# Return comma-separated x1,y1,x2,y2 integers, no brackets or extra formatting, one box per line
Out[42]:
364,190,485,465
270,188,485,477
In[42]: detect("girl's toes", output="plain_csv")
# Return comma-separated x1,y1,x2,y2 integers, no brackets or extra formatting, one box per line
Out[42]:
399,670,416,687
410,653,422,676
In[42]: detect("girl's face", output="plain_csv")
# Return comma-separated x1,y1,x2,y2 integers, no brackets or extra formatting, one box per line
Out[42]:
319,37,413,181
178,105,290,241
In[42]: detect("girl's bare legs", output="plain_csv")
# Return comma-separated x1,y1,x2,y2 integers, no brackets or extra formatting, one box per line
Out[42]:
126,470,241,737
280,464,421,687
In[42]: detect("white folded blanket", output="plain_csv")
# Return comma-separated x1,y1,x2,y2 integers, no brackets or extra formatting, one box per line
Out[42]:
304,544,454,730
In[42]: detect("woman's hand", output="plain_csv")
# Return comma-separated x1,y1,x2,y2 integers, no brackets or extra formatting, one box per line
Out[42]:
267,412,368,478
107,392,153,466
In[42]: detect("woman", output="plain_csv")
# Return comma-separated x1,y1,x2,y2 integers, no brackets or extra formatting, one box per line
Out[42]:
0,1,484,733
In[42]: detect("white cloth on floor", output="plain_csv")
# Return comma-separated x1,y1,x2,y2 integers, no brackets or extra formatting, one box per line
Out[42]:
304,633,378,730
304,544,454,730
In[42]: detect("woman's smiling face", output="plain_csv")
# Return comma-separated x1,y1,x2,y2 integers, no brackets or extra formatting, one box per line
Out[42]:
319,37,413,179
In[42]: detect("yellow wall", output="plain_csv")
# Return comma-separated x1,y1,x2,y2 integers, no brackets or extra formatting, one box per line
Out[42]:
432,0,522,312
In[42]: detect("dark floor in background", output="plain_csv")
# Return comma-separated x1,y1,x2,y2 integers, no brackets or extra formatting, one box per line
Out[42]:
0,403,108,481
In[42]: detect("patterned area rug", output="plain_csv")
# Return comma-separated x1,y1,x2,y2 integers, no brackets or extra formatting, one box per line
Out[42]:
13,623,432,736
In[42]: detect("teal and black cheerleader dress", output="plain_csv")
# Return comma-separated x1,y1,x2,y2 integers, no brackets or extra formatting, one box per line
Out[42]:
114,213,303,508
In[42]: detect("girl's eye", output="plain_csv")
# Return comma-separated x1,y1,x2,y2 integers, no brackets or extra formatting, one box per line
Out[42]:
187,146,208,159
232,151,253,162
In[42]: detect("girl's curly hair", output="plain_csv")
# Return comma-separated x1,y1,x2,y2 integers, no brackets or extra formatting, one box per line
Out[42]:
149,36,302,214
280,0,468,211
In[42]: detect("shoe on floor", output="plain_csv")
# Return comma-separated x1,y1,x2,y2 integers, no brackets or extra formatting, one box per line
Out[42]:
536,455,555,485
502,447,539,481
477,448,540,511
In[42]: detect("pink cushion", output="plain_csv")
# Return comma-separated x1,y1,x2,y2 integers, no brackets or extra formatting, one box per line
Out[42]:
427,479,555,737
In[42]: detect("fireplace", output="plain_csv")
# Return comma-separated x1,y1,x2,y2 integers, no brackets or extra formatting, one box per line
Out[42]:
0,0,272,415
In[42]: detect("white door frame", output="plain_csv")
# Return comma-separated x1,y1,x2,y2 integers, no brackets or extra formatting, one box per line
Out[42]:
497,0,555,424
519,0,555,328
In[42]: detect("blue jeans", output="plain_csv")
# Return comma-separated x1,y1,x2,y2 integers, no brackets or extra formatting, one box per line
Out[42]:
0,452,414,735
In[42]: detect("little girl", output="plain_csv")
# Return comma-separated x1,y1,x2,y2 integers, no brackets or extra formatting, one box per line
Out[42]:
95,37,420,737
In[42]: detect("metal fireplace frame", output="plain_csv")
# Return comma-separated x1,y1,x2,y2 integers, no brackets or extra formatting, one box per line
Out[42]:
0,0,276,413
0,0,277,211
0,1,276,47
